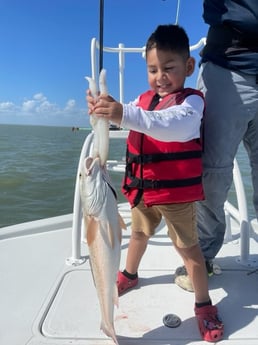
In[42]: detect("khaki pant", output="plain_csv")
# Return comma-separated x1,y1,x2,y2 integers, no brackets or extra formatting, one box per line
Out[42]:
131,199,198,248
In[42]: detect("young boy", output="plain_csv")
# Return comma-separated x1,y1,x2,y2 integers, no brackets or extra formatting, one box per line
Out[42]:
86,24,224,342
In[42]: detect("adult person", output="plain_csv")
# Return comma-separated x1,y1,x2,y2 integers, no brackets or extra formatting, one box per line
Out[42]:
175,0,258,292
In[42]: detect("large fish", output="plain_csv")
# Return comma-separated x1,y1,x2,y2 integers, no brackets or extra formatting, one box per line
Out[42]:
80,70,124,345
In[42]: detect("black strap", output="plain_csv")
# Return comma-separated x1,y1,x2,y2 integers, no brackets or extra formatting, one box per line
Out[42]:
127,150,202,164
126,175,202,189
107,182,117,199
148,94,160,110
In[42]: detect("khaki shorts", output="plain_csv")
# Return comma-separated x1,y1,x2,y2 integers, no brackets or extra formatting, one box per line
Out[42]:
131,199,198,248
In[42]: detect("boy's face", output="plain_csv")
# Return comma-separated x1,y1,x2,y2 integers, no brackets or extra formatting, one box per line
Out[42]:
146,48,195,97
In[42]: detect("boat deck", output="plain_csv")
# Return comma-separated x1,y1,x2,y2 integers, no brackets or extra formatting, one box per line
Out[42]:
1,205,258,345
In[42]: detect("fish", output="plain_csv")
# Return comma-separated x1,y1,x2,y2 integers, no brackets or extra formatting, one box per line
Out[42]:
85,69,109,166
80,70,125,345
79,156,122,344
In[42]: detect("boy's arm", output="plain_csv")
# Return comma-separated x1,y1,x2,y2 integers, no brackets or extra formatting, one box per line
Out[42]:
121,94,204,142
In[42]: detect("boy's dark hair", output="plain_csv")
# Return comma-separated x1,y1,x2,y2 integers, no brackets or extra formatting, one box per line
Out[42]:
145,24,190,59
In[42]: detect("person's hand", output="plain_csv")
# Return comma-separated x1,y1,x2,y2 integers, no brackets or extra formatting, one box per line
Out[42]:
86,90,123,125
86,89,98,115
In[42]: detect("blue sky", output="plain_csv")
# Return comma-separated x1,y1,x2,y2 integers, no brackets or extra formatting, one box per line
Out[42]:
0,0,208,127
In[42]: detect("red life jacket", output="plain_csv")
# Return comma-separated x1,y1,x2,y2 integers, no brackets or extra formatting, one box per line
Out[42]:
122,88,205,207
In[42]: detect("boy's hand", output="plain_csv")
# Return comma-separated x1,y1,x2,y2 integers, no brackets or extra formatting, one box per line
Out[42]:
86,89,98,115
86,90,123,125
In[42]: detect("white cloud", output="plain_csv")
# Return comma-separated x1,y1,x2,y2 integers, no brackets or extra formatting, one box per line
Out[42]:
0,101,16,112
65,99,76,111
33,93,47,102
36,100,58,113
21,93,56,113
22,99,37,112
0,93,88,127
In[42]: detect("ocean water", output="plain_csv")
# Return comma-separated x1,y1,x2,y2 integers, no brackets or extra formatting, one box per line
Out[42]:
0,124,255,228
0,124,127,227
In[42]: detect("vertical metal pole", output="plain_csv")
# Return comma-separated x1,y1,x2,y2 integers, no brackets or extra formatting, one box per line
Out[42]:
99,0,104,73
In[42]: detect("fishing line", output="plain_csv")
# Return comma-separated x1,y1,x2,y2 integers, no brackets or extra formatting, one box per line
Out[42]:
174,0,181,24
161,0,181,25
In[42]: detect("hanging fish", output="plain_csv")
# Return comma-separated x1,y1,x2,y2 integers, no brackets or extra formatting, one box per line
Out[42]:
80,70,126,345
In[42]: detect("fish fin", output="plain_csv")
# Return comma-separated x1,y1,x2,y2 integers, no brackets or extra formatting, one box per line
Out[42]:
86,216,98,246
119,213,127,230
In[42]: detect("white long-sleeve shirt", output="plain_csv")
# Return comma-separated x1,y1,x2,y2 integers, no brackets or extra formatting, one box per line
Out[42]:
121,94,204,142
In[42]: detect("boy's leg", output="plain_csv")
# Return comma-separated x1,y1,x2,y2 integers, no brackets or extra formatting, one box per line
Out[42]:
174,259,214,292
162,203,204,292
162,203,224,341
117,200,161,295
175,243,224,342
124,231,149,275
117,231,148,295
175,244,209,302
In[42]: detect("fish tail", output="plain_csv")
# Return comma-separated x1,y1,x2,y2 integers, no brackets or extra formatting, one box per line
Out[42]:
100,320,119,344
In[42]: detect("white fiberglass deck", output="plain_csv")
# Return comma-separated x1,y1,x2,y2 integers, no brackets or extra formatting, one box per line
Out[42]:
1,208,258,345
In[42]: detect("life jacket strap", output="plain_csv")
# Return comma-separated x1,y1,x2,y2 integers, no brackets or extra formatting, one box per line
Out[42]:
125,175,202,189
127,150,202,164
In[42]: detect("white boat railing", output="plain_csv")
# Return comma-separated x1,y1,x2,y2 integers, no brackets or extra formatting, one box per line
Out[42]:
224,159,251,266
67,37,255,267
66,131,94,266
